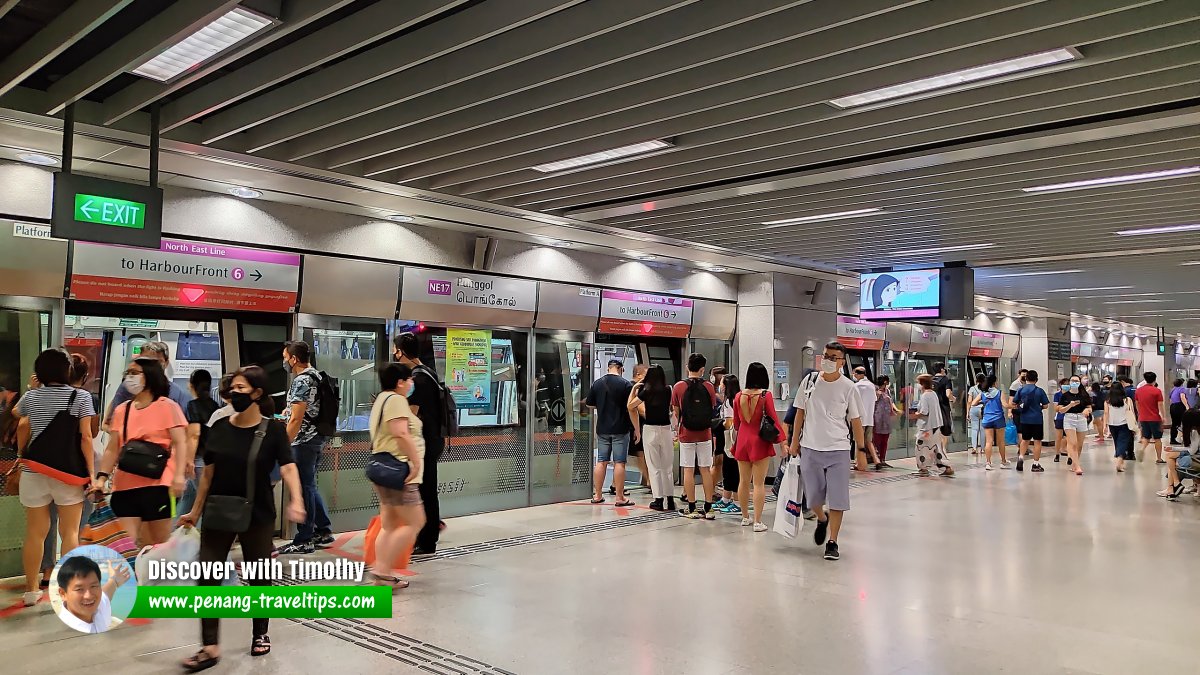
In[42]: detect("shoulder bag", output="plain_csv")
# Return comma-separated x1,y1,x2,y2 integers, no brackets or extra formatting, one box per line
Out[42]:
757,392,782,444
1124,399,1139,432
203,419,269,532
365,395,411,490
117,402,172,479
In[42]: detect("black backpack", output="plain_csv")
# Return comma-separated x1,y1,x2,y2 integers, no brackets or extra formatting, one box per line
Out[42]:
413,365,459,438
302,371,341,437
680,378,713,432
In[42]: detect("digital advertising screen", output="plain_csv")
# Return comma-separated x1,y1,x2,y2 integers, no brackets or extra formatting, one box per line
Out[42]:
859,269,941,320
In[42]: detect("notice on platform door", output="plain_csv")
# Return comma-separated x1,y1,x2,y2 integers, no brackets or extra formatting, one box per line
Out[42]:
445,329,492,409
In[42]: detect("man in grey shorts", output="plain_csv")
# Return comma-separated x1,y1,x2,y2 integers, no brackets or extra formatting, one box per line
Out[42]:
788,341,866,561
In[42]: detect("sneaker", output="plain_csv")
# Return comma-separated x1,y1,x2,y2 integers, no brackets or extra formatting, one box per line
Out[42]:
666,498,677,512
1054,454,1060,463
648,498,664,511
753,522,768,532
813,518,828,546
1066,457,1073,466
1016,457,1024,472
273,542,315,556
999,461,1012,469
722,503,742,514
803,509,817,521
985,463,994,471
704,508,716,521
1031,463,1045,473
1186,485,1198,495
740,518,752,527
314,533,335,548
711,498,728,510
22,591,41,607
1172,482,1186,498
823,541,840,561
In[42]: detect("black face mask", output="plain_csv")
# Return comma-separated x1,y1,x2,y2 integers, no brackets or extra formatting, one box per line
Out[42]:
230,391,258,413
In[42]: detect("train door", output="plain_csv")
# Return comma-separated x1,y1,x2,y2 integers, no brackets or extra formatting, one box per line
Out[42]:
844,349,878,381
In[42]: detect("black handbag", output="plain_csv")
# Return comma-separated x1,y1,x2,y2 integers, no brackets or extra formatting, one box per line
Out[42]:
117,402,172,479
757,393,782,444
203,419,269,532
365,394,412,490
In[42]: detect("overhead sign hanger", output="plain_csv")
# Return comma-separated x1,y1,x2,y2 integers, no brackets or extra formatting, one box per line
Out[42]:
50,103,164,248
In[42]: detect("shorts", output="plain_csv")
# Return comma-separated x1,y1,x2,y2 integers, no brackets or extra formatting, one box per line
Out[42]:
679,440,714,468
596,434,630,463
982,417,1006,430
857,426,874,453
374,482,422,507
1140,421,1163,440
1063,413,1089,433
1054,417,1064,430
17,471,85,508
109,485,172,521
800,448,851,512
1177,451,1193,470
1019,423,1045,441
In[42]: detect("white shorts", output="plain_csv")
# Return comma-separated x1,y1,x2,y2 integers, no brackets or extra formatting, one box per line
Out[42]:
18,471,86,508
680,440,714,468
1063,413,1089,433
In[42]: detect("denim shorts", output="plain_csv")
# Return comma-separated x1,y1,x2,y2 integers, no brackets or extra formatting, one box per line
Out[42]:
981,417,1006,430
1140,421,1163,440
1176,450,1192,470
596,433,630,463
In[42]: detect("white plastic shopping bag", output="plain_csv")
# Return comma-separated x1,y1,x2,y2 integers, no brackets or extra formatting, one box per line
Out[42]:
135,526,201,585
772,458,805,539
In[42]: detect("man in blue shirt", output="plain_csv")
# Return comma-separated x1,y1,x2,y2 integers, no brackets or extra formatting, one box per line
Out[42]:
1011,370,1050,472
104,341,193,425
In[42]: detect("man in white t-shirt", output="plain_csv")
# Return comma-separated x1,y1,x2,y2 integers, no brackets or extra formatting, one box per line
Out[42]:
788,342,865,562
852,367,880,471
55,556,128,634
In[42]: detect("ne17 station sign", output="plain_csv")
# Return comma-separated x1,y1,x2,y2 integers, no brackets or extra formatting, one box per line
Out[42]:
70,238,300,312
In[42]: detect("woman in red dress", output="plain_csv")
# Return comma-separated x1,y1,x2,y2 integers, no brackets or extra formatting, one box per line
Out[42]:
733,362,784,532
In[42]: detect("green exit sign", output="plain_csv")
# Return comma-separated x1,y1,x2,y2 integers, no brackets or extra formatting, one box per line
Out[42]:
52,173,162,248
74,193,146,229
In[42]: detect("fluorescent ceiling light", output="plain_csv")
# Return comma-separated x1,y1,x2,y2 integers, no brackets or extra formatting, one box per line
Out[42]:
1182,261,1200,266
1021,166,1200,194
131,7,274,82
531,140,673,173
707,266,728,273
16,152,58,165
385,214,414,222
1044,285,1132,293
228,186,261,198
828,48,1079,109
987,269,1083,278
634,254,657,261
1115,222,1200,236
1103,299,1168,305
890,243,995,256
542,239,571,248
762,208,884,227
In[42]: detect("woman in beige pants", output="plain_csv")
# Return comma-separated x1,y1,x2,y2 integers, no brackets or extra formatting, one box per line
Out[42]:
629,365,676,512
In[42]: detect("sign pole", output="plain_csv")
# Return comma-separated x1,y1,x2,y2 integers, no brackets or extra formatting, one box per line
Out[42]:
149,102,160,188
61,103,74,174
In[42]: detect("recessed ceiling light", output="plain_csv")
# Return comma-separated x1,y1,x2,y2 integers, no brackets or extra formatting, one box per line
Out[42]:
531,140,673,173
708,266,728,273
762,208,884,227
16,152,58,165
634,254,658,261
1021,166,1200,193
1044,286,1133,293
385,214,414,222
542,239,571,248
228,186,262,198
890,243,995,256
131,7,275,82
1115,222,1200,236
987,269,1083,278
828,48,1080,109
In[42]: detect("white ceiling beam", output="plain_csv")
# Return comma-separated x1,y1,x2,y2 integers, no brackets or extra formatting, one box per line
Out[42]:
341,0,915,175
101,0,356,126
387,0,1164,185
246,0,704,157
156,0,458,131
42,0,240,115
194,0,585,144
0,0,132,98
0,0,20,20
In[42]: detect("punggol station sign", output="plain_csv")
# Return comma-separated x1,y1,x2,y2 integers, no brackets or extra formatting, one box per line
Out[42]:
70,238,300,312
52,173,163,248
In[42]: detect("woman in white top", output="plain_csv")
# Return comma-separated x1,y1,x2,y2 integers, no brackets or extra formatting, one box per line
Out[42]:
915,374,954,477
367,363,425,590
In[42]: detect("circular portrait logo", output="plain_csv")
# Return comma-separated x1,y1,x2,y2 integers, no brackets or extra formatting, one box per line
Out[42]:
50,545,138,634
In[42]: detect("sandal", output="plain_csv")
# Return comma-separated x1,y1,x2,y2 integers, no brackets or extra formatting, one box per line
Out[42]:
182,650,220,672
614,499,635,507
251,635,271,657
370,572,410,591
589,497,605,504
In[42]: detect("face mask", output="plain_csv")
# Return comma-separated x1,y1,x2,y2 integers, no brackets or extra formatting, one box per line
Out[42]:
405,379,416,398
1069,383,1079,391
283,359,293,372
229,391,257,413
124,374,145,395
821,360,838,374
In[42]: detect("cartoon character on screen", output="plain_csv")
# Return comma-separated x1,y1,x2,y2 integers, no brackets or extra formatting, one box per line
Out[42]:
863,274,900,310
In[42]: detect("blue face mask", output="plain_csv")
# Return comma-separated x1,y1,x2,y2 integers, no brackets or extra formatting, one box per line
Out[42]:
1068,382,1079,391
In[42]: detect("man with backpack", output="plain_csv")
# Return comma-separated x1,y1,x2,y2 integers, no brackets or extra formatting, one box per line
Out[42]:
1010,369,1050,473
394,332,454,554
671,353,719,519
276,340,335,555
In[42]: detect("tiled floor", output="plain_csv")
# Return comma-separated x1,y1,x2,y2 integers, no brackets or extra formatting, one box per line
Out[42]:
3,439,1196,674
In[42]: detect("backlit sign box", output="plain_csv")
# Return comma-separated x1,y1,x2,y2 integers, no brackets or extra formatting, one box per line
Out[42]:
52,172,163,248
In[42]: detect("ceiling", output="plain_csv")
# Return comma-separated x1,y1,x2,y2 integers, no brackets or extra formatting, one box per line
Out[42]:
0,0,1197,336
